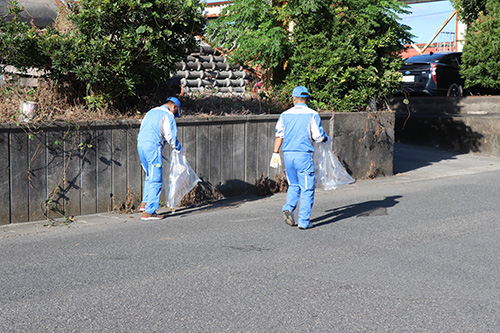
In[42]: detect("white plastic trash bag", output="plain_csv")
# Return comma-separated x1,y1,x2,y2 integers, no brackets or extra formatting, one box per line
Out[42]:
313,141,355,190
165,150,200,211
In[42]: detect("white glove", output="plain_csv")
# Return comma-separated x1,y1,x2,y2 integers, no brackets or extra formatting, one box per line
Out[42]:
270,153,281,168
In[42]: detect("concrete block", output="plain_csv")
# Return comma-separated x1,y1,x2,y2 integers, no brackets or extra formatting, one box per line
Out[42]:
219,124,234,194
112,128,128,208
333,112,394,179
63,129,83,217
0,132,9,225
182,125,197,170
10,131,29,223
256,121,271,178
197,125,210,181
28,131,47,222
46,129,66,219
245,121,258,184
96,129,113,212
127,127,142,200
81,129,98,215
232,123,246,191
209,124,222,187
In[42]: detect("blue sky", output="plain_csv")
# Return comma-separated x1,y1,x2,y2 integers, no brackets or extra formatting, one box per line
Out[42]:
205,0,457,44
398,0,457,44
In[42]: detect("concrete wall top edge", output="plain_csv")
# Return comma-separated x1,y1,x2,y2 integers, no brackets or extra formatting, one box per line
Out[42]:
390,96,500,115
0,111,393,131
0,120,142,132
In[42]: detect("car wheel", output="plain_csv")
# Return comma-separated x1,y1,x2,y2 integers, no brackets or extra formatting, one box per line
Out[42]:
447,83,463,97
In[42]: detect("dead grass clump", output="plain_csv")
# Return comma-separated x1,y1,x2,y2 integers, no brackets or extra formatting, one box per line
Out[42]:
180,179,225,207
179,91,284,117
112,187,142,214
53,1,77,34
365,161,385,179
256,172,288,196
0,79,286,123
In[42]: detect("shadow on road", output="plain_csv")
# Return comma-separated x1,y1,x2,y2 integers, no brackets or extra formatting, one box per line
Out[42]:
159,194,264,218
311,195,402,228
393,143,460,174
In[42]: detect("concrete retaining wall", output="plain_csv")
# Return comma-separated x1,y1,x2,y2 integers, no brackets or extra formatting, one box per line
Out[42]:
392,96,500,155
0,112,394,225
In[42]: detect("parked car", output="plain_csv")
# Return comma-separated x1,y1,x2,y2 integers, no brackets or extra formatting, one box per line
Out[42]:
398,52,464,97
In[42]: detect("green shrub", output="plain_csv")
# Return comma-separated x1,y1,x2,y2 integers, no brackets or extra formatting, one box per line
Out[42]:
460,0,500,91
0,0,205,107
207,0,412,111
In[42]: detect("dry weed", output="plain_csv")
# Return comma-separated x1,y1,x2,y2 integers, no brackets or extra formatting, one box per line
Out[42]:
112,187,142,213
0,79,285,123
365,161,384,179
180,92,284,117
179,180,225,207
0,81,129,123
256,172,288,196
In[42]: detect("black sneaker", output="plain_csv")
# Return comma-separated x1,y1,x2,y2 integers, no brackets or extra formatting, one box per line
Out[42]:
283,210,296,226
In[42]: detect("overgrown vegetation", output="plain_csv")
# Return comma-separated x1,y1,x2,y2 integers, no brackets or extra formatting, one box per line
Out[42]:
206,0,413,111
451,0,487,27
0,82,285,123
0,82,122,123
453,0,500,92
0,0,205,110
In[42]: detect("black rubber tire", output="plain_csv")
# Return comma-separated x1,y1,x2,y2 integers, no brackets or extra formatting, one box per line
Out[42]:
447,83,463,97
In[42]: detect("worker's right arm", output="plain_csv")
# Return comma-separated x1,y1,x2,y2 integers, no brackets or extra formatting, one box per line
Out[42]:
161,114,183,151
270,136,283,168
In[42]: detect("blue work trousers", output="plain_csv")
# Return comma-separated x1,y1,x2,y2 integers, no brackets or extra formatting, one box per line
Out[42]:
282,151,316,228
137,145,163,214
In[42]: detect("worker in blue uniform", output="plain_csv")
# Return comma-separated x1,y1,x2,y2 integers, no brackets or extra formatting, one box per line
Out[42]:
137,97,183,221
270,86,330,229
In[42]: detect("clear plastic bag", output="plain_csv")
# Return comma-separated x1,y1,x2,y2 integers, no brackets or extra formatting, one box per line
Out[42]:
313,142,355,190
165,150,200,211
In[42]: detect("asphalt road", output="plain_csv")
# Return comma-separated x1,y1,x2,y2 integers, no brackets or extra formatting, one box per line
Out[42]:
2,143,500,332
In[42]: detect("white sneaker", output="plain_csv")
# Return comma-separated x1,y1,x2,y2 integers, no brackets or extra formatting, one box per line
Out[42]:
298,224,313,230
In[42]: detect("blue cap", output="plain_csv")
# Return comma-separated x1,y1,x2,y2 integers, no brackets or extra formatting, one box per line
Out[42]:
166,97,181,117
292,86,309,98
